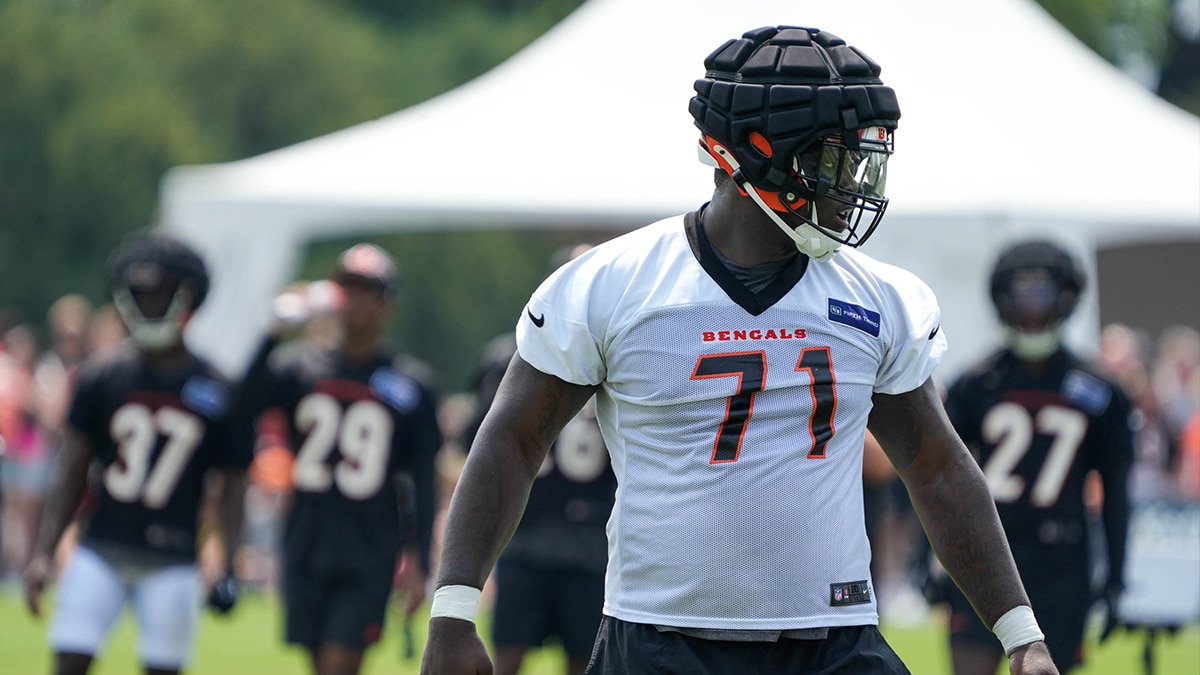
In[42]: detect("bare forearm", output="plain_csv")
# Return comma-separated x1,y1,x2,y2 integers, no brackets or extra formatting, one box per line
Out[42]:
216,470,248,571
871,380,1029,628
908,453,1029,627
32,440,90,560
436,356,596,589
435,425,542,588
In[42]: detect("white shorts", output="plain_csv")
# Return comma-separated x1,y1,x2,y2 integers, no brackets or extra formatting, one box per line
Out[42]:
48,545,201,669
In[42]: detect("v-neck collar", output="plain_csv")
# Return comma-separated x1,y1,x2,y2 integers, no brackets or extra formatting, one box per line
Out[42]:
685,207,810,317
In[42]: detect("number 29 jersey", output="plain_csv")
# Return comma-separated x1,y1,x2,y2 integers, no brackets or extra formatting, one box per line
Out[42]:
256,345,441,569
68,343,250,563
515,211,947,631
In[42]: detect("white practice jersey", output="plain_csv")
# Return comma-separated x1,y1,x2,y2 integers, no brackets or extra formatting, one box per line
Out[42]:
516,211,947,631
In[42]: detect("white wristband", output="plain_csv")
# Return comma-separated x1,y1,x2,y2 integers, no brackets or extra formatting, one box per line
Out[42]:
992,605,1044,655
429,585,482,622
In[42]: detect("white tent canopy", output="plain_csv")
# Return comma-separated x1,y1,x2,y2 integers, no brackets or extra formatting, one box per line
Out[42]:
161,0,1200,379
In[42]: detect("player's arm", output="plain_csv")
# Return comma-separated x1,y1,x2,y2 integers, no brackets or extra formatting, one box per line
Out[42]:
202,463,248,615
211,467,248,577
420,354,597,675
869,378,1058,674
227,334,282,424
409,382,442,578
24,427,94,617
1097,388,1135,633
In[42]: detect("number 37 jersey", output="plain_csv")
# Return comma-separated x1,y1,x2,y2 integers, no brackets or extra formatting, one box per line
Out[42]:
68,344,251,562
516,211,947,631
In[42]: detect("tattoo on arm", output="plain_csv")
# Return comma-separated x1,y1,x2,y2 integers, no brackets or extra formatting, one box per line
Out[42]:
435,356,596,589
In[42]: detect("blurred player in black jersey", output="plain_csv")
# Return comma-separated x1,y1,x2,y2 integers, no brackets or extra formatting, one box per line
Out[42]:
233,243,441,675
465,331,616,675
940,240,1135,674
23,233,250,675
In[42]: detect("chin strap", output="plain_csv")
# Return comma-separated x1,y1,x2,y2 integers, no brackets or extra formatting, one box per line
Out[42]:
700,141,841,262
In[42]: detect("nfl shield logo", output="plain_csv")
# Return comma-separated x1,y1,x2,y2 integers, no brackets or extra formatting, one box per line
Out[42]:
834,588,844,602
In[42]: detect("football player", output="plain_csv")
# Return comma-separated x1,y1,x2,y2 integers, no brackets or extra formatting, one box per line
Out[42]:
232,243,441,675
422,26,1058,675
24,233,250,675
941,241,1134,674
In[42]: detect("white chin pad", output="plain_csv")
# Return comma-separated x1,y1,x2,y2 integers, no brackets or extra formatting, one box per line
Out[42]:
793,224,841,261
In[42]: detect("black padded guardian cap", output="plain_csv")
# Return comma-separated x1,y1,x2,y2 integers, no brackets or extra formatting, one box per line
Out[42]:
990,240,1085,315
689,26,901,193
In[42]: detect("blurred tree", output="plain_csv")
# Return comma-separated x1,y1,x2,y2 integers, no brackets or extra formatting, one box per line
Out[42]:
0,0,576,336
0,2,216,332
1156,0,1200,113
1035,0,1200,115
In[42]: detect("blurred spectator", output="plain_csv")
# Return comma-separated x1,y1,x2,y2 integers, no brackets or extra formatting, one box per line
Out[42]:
1179,409,1200,501
0,323,52,582
85,303,126,355
34,296,93,474
1096,324,1178,503
1151,326,1200,445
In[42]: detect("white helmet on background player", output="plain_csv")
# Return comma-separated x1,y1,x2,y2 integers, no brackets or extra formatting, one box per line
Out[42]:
107,233,209,351
689,26,900,261
990,240,1085,359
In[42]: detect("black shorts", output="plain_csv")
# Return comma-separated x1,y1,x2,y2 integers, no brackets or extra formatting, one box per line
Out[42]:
283,557,394,651
585,617,909,674
945,576,1089,670
491,558,605,657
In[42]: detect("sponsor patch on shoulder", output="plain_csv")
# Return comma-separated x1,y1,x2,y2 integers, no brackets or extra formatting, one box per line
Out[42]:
1062,369,1111,415
828,298,880,337
182,376,228,417
369,368,420,412
830,580,872,607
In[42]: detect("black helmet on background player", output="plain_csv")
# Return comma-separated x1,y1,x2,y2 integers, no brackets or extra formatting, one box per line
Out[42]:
107,233,209,351
689,26,900,261
989,240,1085,359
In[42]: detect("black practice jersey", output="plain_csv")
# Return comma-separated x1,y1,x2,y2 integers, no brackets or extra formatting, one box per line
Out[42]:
68,343,251,562
236,339,441,571
945,348,1134,576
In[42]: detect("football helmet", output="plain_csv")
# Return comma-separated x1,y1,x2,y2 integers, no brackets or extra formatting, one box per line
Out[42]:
333,243,399,297
689,26,900,260
107,233,209,351
989,240,1084,359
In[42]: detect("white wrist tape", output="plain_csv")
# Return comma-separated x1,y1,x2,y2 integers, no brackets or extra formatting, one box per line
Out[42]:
429,585,482,622
992,605,1044,655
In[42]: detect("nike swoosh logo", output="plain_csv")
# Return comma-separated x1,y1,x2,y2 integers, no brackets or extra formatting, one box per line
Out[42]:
527,308,545,328
929,324,940,339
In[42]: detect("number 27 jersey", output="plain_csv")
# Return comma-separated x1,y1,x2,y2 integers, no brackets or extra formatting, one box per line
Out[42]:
516,211,947,631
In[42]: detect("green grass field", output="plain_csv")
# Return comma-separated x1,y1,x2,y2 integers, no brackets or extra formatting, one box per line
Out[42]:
1,587,1196,674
